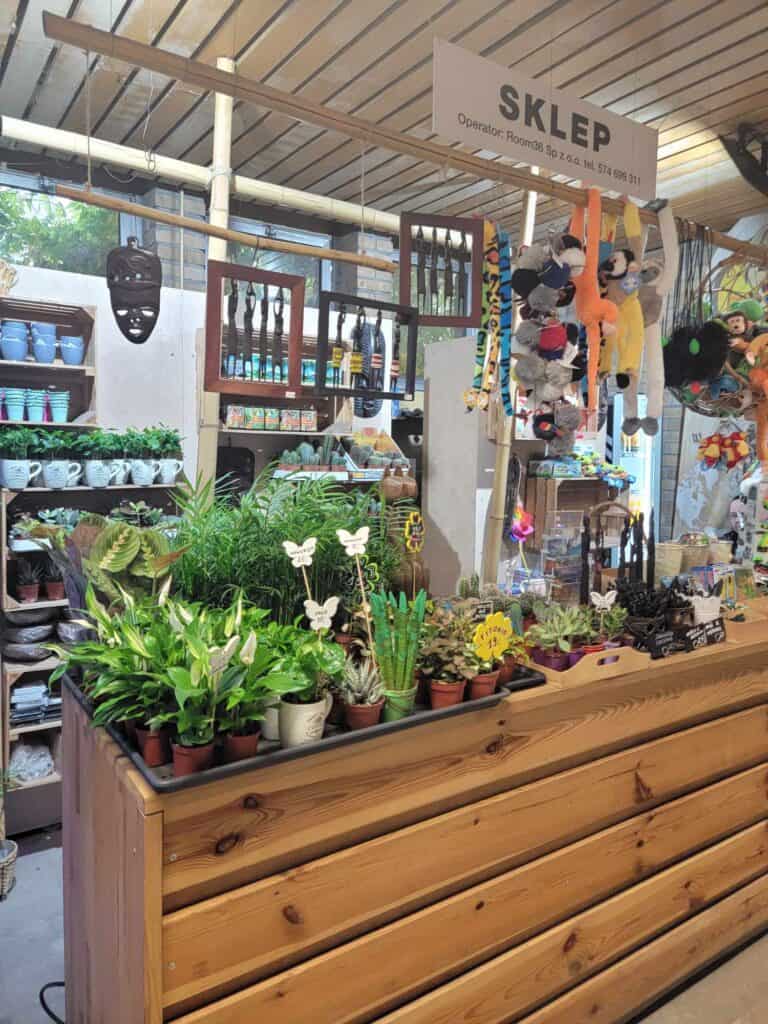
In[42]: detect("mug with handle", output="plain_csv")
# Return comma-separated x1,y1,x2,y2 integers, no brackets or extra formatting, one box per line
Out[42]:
158,458,183,484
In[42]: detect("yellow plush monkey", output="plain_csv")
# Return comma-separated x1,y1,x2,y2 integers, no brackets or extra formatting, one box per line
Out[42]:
599,200,645,381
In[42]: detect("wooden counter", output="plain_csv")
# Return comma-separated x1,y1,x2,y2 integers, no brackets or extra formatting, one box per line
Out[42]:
63,636,768,1023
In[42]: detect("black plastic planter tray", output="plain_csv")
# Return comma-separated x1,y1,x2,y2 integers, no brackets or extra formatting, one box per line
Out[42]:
65,666,546,793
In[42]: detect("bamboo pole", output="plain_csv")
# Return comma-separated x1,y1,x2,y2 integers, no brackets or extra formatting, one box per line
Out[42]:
197,56,235,485
41,11,768,266
53,184,397,273
481,172,539,585
0,114,402,235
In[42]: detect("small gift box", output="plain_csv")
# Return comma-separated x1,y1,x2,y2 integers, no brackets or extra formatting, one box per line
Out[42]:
225,405,245,428
300,408,318,432
264,408,280,430
244,407,265,430
281,408,302,431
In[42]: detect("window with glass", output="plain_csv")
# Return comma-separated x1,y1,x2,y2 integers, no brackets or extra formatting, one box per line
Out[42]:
228,218,332,308
0,182,118,275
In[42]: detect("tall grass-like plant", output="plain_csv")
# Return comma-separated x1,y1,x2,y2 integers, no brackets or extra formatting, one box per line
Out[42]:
172,473,410,624
369,589,427,693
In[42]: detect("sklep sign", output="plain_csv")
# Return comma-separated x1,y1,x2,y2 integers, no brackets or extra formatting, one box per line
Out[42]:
432,39,658,200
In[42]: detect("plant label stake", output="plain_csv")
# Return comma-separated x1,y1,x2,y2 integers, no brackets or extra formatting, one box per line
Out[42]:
337,527,376,662
106,235,162,344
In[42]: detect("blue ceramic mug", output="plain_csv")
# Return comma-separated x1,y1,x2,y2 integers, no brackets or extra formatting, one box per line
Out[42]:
60,336,84,366
33,337,56,364
1,336,28,361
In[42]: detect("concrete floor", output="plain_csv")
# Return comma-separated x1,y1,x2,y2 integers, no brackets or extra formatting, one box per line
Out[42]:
0,834,766,1023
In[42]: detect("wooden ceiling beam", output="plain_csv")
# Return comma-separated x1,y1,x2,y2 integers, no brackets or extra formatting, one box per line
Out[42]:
42,11,768,264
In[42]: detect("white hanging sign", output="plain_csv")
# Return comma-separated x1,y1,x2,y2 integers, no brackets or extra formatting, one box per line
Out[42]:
432,39,658,200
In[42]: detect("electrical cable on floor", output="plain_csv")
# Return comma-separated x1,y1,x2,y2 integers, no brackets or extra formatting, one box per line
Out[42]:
39,982,65,1023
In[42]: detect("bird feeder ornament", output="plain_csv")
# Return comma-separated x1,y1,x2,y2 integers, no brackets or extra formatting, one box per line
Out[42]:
106,236,162,344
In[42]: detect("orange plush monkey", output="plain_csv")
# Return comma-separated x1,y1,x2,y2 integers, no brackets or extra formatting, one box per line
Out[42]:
568,187,618,421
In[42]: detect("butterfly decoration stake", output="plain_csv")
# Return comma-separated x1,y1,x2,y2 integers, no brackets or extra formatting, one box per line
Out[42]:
282,537,318,602
304,596,340,632
591,589,618,639
336,526,376,662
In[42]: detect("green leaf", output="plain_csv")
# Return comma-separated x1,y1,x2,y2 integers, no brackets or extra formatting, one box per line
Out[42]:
91,523,142,573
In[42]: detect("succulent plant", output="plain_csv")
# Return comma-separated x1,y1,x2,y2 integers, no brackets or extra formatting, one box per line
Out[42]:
319,435,334,464
297,441,315,464
338,659,383,706
281,449,301,465
16,559,43,585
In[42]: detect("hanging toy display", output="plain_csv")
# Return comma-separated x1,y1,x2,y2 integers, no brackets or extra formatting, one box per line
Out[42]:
464,221,501,411
106,236,162,344
567,188,619,421
697,429,751,470
505,455,535,578
598,197,644,397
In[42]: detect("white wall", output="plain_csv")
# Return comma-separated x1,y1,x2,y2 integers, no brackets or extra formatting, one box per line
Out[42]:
8,265,203,477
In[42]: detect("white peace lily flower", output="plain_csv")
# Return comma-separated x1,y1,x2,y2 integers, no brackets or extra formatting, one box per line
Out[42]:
337,526,369,557
167,605,184,634
304,596,340,631
157,574,173,606
177,604,194,625
209,635,241,676
240,630,257,666
283,537,317,567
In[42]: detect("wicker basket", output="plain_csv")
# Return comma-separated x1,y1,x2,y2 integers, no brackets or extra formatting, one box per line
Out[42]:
0,839,18,900
708,540,733,564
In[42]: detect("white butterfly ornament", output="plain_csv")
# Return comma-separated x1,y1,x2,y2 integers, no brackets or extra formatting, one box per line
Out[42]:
282,537,317,568
304,596,340,631
591,591,617,612
337,526,369,557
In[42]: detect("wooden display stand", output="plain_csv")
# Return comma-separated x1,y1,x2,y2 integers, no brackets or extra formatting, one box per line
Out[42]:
64,637,768,1023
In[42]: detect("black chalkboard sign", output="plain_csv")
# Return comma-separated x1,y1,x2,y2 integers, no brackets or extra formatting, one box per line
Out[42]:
472,600,495,622
683,623,709,652
704,617,726,644
647,629,681,660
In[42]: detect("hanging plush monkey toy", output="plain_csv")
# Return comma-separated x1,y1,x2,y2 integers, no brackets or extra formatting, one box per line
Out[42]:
624,200,680,436
599,198,644,394
567,188,618,421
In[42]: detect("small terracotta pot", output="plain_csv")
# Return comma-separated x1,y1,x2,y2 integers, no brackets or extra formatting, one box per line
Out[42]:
523,616,536,632
496,655,517,685
344,698,385,730
582,642,606,654
223,731,260,764
44,580,66,600
429,679,467,709
381,469,403,501
17,583,40,603
172,742,215,777
469,670,500,700
136,727,171,768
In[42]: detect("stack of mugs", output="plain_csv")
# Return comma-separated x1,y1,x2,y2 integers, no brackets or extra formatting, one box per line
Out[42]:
1,321,29,361
0,320,86,366
47,390,70,423
31,322,57,363
0,388,71,424
59,335,85,365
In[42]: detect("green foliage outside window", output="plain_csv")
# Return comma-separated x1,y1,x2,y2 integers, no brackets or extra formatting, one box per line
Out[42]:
0,187,118,275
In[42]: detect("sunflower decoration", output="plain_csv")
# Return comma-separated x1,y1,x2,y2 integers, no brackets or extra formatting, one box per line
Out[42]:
472,611,514,663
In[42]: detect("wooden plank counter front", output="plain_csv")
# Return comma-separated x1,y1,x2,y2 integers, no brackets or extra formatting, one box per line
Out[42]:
63,635,768,1024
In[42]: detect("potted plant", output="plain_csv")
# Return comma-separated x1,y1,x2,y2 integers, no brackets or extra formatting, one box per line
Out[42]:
370,590,428,720
526,605,579,671
154,425,184,484
277,631,345,749
43,560,66,601
35,430,82,489
338,658,384,729
123,428,159,486
419,608,477,708
15,559,42,602
0,427,42,489
73,430,120,488
496,630,531,685
216,631,301,762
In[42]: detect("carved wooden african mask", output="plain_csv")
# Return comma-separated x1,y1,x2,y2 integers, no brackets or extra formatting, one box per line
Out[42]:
106,236,162,344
